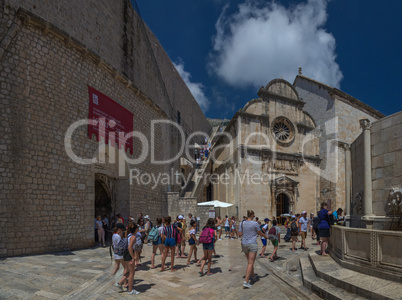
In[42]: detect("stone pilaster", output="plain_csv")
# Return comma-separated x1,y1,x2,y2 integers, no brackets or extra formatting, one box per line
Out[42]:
339,142,352,227
359,119,374,228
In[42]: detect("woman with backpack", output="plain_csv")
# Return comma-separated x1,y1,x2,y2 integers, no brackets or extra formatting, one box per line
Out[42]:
173,216,185,258
187,219,199,266
135,218,146,267
313,212,320,245
290,216,298,252
150,218,164,269
111,223,126,276
268,220,281,262
239,210,268,289
198,218,216,276
318,202,332,256
160,216,177,272
122,222,140,295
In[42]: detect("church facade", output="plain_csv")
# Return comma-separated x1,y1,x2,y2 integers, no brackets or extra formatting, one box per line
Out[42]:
212,79,320,220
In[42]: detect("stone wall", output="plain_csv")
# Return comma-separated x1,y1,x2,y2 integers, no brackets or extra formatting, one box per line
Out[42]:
294,75,383,213
3,0,211,136
370,111,402,218
0,1,211,256
166,193,212,229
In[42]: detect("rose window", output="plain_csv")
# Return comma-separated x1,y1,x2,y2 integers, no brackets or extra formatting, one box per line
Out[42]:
272,117,295,145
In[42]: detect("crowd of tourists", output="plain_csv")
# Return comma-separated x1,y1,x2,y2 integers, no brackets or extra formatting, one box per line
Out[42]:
105,201,344,293
195,137,212,168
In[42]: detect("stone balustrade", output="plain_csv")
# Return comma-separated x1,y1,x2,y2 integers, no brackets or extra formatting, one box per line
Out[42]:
329,225,402,282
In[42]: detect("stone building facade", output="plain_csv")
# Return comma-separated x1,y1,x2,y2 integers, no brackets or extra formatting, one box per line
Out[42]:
294,75,385,212
0,0,211,256
211,79,320,220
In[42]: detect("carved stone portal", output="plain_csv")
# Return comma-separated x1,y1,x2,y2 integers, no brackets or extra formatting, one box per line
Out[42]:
272,176,299,213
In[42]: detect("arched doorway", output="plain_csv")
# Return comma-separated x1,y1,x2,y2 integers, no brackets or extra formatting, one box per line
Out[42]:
95,177,113,244
95,179,112,218
276,193,290,224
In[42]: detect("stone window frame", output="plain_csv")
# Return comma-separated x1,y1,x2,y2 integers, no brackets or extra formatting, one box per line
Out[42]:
271,116,295,146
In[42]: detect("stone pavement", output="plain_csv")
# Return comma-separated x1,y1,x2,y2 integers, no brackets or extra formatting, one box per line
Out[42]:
0,231,322,299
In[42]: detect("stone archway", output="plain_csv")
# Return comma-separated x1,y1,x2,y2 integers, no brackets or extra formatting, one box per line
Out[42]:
95,173,116,220
271,176,299,221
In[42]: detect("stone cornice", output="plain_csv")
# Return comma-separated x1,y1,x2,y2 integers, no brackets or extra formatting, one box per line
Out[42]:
238,145,321,165
294,75,385,119
257,88,305,108
296,123,315,133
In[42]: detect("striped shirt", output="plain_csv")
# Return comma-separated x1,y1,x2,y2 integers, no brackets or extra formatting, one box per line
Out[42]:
163,224,176,239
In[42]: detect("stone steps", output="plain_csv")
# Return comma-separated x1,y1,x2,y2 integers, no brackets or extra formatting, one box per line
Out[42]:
300,252,402,300
300,256,366,300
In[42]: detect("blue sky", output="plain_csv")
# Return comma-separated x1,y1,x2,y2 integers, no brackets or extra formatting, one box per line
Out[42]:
135,0,402,119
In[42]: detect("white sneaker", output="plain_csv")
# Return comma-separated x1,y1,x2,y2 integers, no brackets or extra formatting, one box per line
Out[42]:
115,283,123,289
243,281,252,288
128,289,140,295
218,239,222,240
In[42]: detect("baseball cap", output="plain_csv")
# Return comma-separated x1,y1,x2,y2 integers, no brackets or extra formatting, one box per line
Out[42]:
144,215,149,219
178,215,184,219
292,215,296,218
264,218,270,222
302,211,307,214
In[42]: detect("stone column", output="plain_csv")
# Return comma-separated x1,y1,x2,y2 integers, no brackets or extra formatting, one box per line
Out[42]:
359,119,374,228
340,142,351,227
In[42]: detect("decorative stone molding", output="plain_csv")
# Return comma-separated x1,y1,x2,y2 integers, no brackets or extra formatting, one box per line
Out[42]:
271,176,299,212
359,118,372,130
329,226,402,282
386,187,402,215
370,231,379,267
238,145,320,167
352,192,363,213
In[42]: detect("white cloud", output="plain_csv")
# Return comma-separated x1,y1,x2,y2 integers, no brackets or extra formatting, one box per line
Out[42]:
173,62,210,112
209,0,343,88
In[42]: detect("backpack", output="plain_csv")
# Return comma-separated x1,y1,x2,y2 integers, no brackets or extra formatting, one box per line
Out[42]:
148,226,159,242
113,235,128,256
123,234,132,261
328,214,336,226
313,216,320,229
268,226,277,241
290,221,298,233
199,228,213,243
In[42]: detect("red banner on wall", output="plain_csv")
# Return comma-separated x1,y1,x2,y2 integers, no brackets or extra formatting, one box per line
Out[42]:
88,86,133,153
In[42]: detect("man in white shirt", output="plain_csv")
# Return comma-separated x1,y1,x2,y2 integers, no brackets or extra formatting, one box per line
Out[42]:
298,211,310,250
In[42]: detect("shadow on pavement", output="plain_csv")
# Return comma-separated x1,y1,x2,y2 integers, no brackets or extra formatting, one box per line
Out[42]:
209,267,222,274
135,283,156,293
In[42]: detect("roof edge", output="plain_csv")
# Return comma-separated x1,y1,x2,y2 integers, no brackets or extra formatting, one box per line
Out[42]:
294,75,385,119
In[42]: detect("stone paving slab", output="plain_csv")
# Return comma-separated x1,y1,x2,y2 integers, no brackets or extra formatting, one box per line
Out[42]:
0,236,321,299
